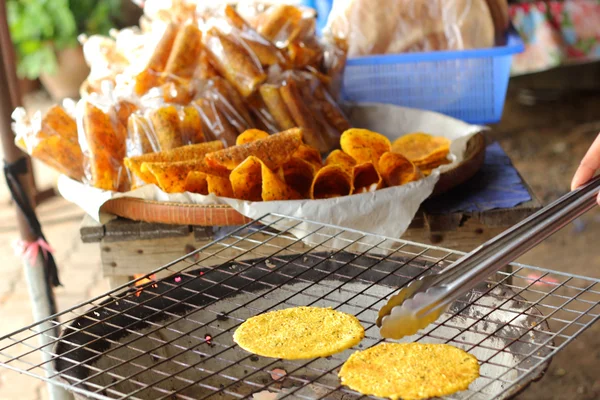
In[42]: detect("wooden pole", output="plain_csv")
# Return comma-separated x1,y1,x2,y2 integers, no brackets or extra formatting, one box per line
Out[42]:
0,1,71,398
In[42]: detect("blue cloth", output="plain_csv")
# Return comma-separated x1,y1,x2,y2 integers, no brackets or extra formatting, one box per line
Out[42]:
424,142,532,213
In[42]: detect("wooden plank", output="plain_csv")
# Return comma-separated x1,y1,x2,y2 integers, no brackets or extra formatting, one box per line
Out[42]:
80,214,104,243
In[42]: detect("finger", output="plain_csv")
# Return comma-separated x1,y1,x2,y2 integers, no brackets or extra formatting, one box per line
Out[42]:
571,133,600,190
597,191,600,206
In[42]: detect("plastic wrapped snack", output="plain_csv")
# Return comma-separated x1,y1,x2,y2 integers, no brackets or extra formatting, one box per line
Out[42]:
262,70,351,153
192,98,239,147
77,99,128,191
12,105,84,181
221,5,287,67
203,27,267,97
134,23,179,95
254,4,317,49
162,23,203,83
324,0,496,57
195,78,254,133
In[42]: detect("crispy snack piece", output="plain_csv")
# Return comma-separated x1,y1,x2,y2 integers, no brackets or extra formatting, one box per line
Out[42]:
143,159,228,193
148,106,183,150
391,132,450,164
236,129,270,146
279,79,327,153
230,156,301,201
259,84,296,130
353,162,383,193
293,144,322,171
339,343,480,400
378,152,421,187
234,306,364,359
280,157,315,198
205,128,302,171
340,129,391,165
204,28,267,97
181,106,205,145
325,149,356,174
184,171,208,195
124,141,224,185
163,23,203,81
184,172,234,197
82,102,126,191
135,23,178,95
310,164,353,199
207,174,234,197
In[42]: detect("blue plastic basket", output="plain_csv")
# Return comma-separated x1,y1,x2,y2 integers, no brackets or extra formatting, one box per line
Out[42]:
341,32,525,124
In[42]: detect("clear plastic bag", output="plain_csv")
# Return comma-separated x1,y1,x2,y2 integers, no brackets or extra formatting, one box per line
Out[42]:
12,104,85,181
76,96,129,192
259,70,350,153
324,0,496,57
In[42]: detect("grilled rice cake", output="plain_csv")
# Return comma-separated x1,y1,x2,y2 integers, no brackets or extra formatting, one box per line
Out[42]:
339,342,479,400
233,306,364,359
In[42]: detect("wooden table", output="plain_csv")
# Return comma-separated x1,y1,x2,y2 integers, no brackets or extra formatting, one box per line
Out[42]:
81,165,541,288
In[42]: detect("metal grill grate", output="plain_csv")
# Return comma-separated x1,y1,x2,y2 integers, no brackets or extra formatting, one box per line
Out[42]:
0,214,599,400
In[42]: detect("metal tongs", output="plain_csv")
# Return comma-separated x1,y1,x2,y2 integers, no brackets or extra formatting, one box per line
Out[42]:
377,174,600,339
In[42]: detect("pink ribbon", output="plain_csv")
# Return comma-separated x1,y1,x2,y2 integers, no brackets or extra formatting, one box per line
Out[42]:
12,238,55,265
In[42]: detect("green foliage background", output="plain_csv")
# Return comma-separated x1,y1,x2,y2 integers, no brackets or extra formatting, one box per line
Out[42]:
8,0,121,79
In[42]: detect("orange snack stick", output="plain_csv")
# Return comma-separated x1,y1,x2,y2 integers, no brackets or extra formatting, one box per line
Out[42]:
205,127,303,171
230,156,301,201
82,102,126,191
209,77,254,127
204,28,267,97
259,84,296,130
181,106,205,145
310,164,353,200
314,85,352,134
161,81,194,105
236,129,270,145
135,23,178,95
279,79,327,153
124,141,224,185
163,23,203,81
193,98,239,146
353,162,383,193
340,129,391,165
148,106,183,150
223,5,287,67
378,152,422,186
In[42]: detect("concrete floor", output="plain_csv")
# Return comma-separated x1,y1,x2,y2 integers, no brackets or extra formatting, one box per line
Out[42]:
1,69,599,399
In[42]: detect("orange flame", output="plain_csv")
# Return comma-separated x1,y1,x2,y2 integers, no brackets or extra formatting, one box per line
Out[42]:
133,274,157,296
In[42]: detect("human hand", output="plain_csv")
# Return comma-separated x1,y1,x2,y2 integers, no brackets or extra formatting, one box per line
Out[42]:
571,133,600,205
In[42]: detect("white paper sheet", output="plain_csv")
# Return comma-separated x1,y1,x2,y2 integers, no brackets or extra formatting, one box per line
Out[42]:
58,103,484,240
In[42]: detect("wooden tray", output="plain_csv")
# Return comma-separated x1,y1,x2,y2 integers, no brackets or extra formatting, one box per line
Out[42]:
101,133,486,226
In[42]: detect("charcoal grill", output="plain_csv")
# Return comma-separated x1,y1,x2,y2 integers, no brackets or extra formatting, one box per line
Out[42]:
0,214,598,400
